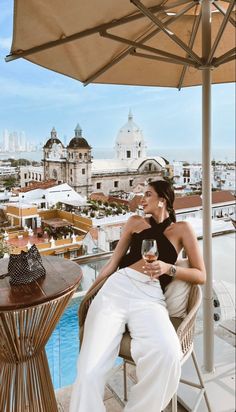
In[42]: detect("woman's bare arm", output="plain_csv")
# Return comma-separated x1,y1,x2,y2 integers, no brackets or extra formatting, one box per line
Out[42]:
145,221,206,284
176,221,206,284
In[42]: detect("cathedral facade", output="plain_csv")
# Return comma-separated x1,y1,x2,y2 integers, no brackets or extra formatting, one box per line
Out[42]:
43,112,168,197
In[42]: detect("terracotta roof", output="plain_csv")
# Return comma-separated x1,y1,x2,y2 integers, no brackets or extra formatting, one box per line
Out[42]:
89,192,108,202
129,195,143,212
17,180,57,193
174,195,202,210
108,196,129,206
212,191,235,204
174,191,235,210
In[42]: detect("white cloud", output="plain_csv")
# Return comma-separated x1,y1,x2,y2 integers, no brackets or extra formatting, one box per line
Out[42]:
0,75,81,106
0,37,12,49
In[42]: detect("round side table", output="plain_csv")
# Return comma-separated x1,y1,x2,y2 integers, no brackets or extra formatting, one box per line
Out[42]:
0,256,82,412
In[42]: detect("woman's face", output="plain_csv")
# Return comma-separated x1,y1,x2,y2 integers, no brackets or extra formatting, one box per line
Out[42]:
141,185,163,214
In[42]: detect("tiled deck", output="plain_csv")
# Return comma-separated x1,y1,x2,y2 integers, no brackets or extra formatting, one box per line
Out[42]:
56,332,235,412
56,363,187,412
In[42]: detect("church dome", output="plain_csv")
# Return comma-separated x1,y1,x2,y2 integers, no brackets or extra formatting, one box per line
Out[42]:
68,137,91,149
67,124,91,149
44,127,64,148
116,110,145,146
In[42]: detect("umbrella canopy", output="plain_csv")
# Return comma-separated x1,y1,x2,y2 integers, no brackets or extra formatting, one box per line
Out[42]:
6,0,236,373
6,0,235,88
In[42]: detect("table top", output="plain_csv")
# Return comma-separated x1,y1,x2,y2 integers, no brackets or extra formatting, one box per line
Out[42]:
0,256,82,311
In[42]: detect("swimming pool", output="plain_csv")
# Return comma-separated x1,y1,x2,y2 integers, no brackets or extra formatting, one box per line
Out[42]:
46,296,83,389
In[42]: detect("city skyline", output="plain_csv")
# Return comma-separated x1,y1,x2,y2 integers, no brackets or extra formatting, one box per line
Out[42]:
0,0,235,156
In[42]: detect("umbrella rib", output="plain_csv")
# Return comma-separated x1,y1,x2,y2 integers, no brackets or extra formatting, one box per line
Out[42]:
131,0,202,65
5,1,190,62
84,1,197,85
214,52,236,66
178,9,202,90
207,0,236,65
101,31,197,67
130,50,195,66
212,1,236,27
214,47,236,66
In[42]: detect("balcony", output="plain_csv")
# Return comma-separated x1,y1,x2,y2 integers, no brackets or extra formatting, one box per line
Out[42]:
46,237,235,412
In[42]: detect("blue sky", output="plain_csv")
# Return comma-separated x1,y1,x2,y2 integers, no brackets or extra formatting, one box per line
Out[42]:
0,0,235,158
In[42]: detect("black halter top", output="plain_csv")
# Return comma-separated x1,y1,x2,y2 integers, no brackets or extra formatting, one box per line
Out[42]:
119,216,178,293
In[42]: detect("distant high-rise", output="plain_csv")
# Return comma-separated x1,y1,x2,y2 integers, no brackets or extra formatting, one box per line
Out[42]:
0,129,36,152
2,129,9,151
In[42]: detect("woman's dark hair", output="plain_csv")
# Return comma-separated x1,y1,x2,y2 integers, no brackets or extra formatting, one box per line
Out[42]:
148,180,176,222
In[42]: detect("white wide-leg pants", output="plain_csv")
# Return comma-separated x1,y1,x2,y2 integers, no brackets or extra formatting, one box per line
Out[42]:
69,268,182,412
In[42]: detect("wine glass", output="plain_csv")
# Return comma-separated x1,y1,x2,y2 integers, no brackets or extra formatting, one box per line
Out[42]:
141,239,159,281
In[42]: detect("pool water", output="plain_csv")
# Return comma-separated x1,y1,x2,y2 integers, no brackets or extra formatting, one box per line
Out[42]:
46,297,82,389
46,295,123,390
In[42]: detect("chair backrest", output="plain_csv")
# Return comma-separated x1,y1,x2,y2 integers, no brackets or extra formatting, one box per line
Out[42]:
187,284,202,315
176,284,202,357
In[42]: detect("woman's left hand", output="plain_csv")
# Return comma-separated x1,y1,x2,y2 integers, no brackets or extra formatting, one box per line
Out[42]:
143,260,171,280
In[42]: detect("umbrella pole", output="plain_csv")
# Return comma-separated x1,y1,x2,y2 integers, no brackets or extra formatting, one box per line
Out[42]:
202,0,214,373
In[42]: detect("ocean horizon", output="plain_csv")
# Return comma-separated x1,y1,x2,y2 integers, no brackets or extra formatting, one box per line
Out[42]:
0,146,234,163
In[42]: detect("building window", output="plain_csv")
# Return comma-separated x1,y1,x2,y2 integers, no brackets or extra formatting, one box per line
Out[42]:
114,181,119,188
24,173,27,179
70,169,73,175
129,180,133,187
127,151,131,158
79,153,82,159
138,151,141,158
82,168,86,175
97,182,101,189
70,177,73,183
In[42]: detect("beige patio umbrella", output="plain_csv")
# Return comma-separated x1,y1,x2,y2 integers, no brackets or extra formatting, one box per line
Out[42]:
6,0,235,372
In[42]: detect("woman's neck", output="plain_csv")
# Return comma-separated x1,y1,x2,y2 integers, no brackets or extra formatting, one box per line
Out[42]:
151,211,169,224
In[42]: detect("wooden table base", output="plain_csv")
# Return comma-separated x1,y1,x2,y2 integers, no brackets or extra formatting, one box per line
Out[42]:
0,290,75,412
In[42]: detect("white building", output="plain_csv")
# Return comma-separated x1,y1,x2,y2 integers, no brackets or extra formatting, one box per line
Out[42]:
0,165,17,177
20,165,44,187
115,110,147,160
16,182,86,209
173,161,235,192
43,112,168,196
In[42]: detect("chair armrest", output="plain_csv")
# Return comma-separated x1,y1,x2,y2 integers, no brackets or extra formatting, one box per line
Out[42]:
176,307,198,356
176,285,202,356
78,277,107,328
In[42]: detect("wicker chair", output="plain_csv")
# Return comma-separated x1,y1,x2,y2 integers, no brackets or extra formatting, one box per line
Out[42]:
79,277,212,412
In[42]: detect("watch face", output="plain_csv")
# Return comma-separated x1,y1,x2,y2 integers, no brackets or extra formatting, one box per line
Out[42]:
170,265,176,277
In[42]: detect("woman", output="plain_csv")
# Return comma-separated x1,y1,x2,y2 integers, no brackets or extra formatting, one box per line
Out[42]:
70,180,206,412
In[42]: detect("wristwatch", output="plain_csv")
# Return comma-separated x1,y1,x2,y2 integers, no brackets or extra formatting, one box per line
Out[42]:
169,265,177,278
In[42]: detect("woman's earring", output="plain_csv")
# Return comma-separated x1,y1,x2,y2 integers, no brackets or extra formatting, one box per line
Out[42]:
158,201,164,208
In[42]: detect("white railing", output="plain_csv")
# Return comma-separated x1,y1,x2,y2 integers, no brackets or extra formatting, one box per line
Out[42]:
91,212,133,226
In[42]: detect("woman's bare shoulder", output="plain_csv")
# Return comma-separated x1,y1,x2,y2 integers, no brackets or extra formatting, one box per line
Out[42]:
126,215,149,232
171,220,196,236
